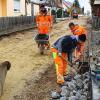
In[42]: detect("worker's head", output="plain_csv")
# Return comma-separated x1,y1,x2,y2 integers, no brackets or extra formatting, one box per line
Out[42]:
40,4,45,9
78,34,86,43
69,22,75,30
40,8,47,16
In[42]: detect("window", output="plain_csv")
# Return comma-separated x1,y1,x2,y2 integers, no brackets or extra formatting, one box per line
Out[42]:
14,0,20,12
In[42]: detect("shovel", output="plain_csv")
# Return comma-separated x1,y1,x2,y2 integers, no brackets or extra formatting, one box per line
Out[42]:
59,55,72,67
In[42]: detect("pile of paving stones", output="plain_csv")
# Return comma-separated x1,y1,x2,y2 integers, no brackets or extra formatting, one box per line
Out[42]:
51,72,90,100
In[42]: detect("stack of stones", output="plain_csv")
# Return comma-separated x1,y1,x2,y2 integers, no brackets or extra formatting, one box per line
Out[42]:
51,72,90,100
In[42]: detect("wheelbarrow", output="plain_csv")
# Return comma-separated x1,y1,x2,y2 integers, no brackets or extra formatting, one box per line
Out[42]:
34,34,50,55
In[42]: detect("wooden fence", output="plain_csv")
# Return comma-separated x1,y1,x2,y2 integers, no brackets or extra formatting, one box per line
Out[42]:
0,16,35,36
92,16,100,30
0,15,56,36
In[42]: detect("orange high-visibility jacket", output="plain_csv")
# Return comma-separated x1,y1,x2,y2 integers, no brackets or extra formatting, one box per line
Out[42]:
71,25,87,36
36,15,52,34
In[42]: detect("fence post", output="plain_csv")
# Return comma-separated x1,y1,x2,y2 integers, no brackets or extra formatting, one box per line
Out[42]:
31,3,34,23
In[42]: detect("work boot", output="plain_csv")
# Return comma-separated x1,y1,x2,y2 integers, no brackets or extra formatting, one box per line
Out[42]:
57,80,64,85
57,78,65,85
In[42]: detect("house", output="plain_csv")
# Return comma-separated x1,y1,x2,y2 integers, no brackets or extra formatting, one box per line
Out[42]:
0,0,40,17
90,0,100,17
0,0,14,17
0,0,61,17
93,0,100,17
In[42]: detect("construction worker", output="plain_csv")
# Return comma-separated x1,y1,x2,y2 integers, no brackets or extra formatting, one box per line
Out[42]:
51,34,86,85
69,22,87,62
35,6,53,48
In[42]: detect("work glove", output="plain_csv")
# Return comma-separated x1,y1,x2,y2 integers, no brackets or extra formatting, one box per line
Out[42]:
58,52,62,57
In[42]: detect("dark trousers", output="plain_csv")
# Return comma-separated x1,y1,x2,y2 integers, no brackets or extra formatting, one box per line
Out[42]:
67,52,72,63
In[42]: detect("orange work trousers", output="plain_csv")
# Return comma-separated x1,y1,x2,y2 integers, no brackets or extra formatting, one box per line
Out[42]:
51,48,68,84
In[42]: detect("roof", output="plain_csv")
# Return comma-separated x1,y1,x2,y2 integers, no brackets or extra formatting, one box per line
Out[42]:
29,0,63,8
94,0,100,4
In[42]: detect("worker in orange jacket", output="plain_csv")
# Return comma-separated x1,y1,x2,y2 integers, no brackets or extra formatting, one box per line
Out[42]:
36,7,52,39
35,6,53,48
51,34,86,85
69,22,87,62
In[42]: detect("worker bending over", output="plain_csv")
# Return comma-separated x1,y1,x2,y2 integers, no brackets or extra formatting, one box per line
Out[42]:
69,22,87,62
51,34,86,85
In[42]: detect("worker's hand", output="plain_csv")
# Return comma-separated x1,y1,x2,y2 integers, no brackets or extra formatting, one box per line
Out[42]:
58,52,62,57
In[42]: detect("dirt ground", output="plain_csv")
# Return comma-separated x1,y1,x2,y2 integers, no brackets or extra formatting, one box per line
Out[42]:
0,17,88,100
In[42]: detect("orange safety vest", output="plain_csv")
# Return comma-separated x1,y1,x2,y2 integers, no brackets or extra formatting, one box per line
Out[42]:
36,15,52,34
71,25,87,36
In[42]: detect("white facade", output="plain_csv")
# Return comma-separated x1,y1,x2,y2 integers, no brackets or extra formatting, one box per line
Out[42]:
94,0,100,4
30,0,40,3
14,0,39,16
26,4,39,16
30,0,48,4
14,0,26,16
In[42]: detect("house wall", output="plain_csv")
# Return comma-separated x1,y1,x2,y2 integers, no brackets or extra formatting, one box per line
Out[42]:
2,0,7,16
20,0,25,15
27,4,39,16
0,0,40,17
34,4,39,16
0,0,2,16
27,3,31,16
7,0,14,16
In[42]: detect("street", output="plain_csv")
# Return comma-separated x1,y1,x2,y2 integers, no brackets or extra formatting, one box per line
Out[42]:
0,17,88,100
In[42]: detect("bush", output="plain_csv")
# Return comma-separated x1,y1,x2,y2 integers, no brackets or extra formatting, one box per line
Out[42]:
51,10,56,15
51,9,69,18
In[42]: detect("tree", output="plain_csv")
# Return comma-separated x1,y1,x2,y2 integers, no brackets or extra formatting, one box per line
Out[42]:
73,0,80,8
82,7,84,14
51,10,56,15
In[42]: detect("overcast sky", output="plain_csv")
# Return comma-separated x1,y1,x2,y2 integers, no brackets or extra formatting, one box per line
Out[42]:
65,0,91,13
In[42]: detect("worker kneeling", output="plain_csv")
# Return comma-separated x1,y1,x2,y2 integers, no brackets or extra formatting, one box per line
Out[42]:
51,34,86,85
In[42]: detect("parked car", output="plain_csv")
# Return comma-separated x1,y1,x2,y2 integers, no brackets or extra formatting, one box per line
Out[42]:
72,12,78,19
71,9,78,19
